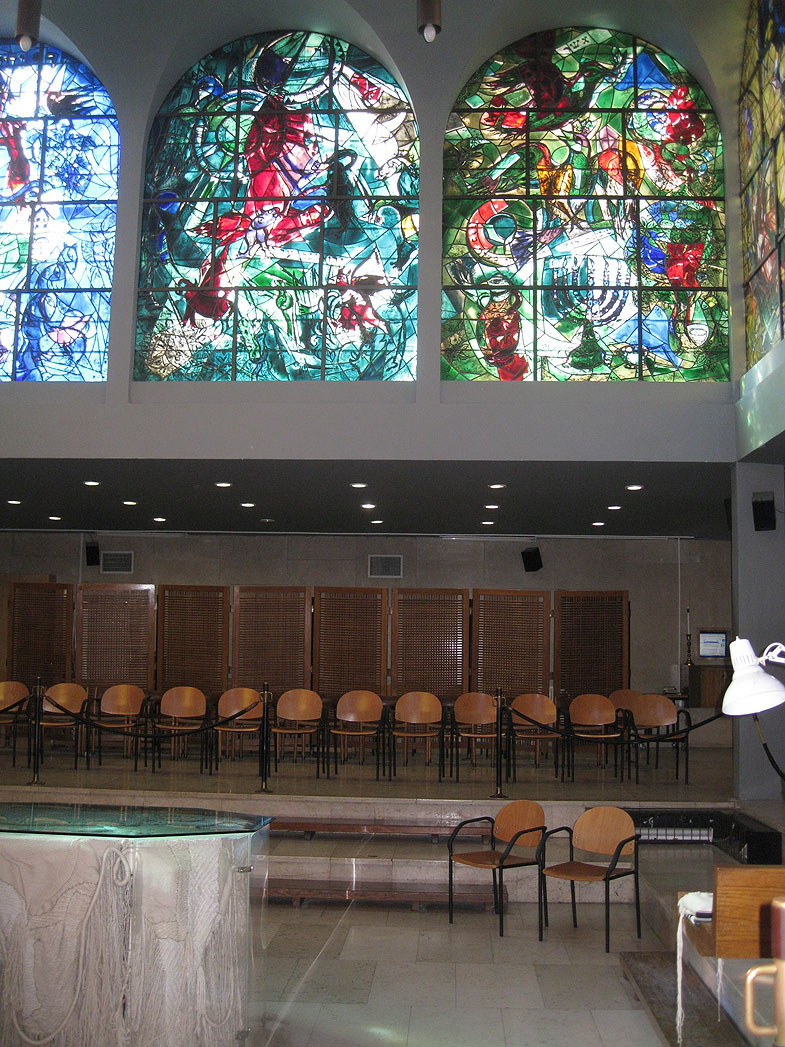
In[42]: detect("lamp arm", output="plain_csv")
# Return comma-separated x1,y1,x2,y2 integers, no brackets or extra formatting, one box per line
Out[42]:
753,713,785,782
761,643,785,667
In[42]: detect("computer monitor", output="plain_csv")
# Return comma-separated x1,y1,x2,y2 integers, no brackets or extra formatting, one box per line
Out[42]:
698,631,727,658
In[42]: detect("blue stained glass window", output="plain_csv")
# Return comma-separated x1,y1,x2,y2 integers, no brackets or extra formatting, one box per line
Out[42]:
135,32,419,382
0,42,117,382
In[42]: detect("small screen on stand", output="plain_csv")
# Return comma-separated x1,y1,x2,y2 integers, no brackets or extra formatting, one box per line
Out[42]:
698,631,727,658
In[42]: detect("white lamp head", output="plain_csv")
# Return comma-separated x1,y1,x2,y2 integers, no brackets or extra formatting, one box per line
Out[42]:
722,637,785,716
417,0,441,41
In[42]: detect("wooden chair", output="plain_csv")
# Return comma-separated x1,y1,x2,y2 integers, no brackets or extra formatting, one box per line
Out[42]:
448,799,546,936
40,683,89,769
270,688,326,777
153,686,210,772
388,691,445,781
624,693,691,783
566,693,628,782
538,805,641,952
452,691,497,779
509,692,560,778
89,683,146,769
214,687,265,771
609,688,642,710
330,690,384,779
0,681,28,766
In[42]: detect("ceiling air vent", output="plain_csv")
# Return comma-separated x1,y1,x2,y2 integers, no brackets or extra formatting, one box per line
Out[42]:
100,550,134,575
368,554,403,579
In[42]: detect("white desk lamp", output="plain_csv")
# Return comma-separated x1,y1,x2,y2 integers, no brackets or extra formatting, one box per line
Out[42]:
723,637,785,778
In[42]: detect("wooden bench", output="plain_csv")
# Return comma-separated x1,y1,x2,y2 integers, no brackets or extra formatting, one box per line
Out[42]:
270,817,491,844
684,864,785,958
264,877,504,911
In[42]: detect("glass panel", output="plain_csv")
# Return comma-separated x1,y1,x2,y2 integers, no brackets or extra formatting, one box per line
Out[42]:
0,801,270,836
627,109,723,198
137,31,418,381
639,288,729,381
742,149,776,279
739,79,764,187
639,199,726,288
745,249,781,368
441,286,534,380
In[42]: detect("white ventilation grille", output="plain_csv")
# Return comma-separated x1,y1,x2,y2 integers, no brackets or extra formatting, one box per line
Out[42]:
368,554,403,579
100,550,134,575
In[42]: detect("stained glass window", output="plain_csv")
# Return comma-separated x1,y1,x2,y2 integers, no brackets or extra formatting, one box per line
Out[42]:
135,32,418,382
740,0,785,371
0,43,117,382
442,27,728,382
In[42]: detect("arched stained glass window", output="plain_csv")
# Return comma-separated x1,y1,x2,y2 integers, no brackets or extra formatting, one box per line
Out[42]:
0,43,117,382
136,31,418,382
740,0,785,371
442,28,728,382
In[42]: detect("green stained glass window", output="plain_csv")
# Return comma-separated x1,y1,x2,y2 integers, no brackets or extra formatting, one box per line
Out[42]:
136,32,418,382
442,27,728,382
0,42,117,382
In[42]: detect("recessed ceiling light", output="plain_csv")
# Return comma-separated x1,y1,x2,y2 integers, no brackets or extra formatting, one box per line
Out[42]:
123,500,137,506
592,521,605,527
49,515,61,521
7,499,20,505
482,520,495,525
371,519,383,524
489,483,506,490
215,481,232,488
351,482,367,489
607,505,621,510
485,503,499,510
625,484,643,491
153,516,166,523
259,517,274,523
361,502,376,509
241,502,255,508
84,480,99,487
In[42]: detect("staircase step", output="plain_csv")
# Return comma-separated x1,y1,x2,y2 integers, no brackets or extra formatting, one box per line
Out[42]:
271,817,491,843
264,877,504,911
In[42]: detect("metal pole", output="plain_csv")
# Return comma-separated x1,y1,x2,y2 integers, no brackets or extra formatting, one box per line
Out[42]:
490,686,508,799
258,681,271,792
28,677,43,785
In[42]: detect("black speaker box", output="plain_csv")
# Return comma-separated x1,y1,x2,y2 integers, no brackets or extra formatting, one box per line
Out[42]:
753,497,777,531
85,542,100,566
521,546,543,572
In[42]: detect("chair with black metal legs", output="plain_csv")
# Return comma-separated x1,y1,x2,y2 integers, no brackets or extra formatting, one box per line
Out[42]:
330,690,385,779
537,805,641,953
448,799,546,936
0,681,28,767
88,683,146,770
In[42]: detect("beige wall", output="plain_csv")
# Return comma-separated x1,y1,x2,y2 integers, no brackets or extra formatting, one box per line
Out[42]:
0,531,731,694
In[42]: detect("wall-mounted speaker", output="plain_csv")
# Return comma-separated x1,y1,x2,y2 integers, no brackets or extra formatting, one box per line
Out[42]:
85,541,100,566
521,546,543,572
752,493,777,531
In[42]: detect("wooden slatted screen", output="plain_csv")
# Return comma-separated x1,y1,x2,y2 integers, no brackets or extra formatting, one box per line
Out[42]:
391,588,469,699
472,589,550,696
157,585,229,694
8,581,73,687
233,586,311,695
313,587,387,701
553,590,629,699
75,584,155,690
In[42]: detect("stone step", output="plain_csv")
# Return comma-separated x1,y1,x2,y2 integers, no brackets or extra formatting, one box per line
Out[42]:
264,877,504,911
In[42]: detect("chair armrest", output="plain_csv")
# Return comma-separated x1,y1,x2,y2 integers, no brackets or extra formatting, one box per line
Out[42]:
677,708,692,730
606,832,641,875
447,815,495,853
536,824,573,865
500,824,547,861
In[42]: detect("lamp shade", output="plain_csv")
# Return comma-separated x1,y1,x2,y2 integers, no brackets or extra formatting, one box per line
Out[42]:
722,637,785,716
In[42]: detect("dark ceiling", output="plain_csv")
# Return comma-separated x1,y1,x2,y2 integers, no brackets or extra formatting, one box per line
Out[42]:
0,459,735,539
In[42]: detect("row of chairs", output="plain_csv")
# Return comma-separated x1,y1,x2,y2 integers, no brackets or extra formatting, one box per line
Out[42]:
448,799,641,951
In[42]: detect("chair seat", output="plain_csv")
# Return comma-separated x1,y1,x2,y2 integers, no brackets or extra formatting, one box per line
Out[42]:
572,728,623,740
157,719,202,732
452,848,534,871
543,860,633,882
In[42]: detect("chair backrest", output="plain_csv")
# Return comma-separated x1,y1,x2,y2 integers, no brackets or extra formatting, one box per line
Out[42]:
335,690,383,724
572,806,636,857
160,686,206,718
43,682,87,714
609,688,642,710
101,684,145,716
277,688,322,721
493,799,546,847
511,692,556,726
453,691,496,726
635,694,678,728
218,687,263,721
0,680,28,712
395,691,442,725
569,693,616,727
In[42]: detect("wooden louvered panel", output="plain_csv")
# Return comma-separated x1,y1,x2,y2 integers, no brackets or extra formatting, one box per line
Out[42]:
472,589,550,696
157,585,229,694
76,584,155,690
313,587,387,701
233,586,311,695
8,581,73,687
554,590,629,699
391,589,469,699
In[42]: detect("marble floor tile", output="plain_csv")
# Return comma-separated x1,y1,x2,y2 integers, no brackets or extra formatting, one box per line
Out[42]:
501,1006,604,1047
340,924,420,962
416,927,495,963
455,961,543,1009
591,1007,664,1047
407,1002,507,1047
368,960,457,1007
282,957,377,1005
534,963,642,1010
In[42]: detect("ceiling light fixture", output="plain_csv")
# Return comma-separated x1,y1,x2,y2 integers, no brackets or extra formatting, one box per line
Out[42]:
371,519,383,524
7,499,21,505
84,480,100,487
485,503,499,510
153,516,166,523
16,0,41,52
417,0,441,42
607,504,622,510
350,482,367,489
592,521,605,527
215,481,232,488
241,502,255,508
48,515,61,521
625,484,643,491
259,517,274,523
123,500,137,506
489,483,506,490
482,520,495,526
361,502,376,509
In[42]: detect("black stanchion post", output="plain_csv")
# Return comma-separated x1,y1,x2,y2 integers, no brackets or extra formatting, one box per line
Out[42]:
491,686,508,799
28,676,43,785
258,681,270,792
